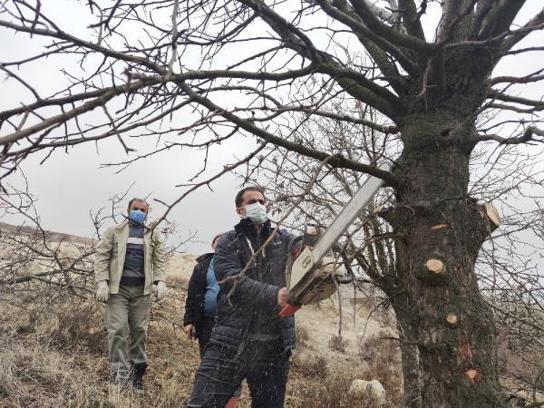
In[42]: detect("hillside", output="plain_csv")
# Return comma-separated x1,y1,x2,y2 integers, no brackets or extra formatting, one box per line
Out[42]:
0,222,93,245
1,223,542,407
0,224,402,407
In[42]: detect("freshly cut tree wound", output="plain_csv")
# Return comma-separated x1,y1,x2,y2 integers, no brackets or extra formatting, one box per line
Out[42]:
484,203,501,227
446,313,458,326
425,259,444,274
465,369,481,384
431,224,449,230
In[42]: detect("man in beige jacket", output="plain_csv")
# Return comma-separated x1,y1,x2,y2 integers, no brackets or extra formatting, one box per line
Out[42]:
94,198,167,392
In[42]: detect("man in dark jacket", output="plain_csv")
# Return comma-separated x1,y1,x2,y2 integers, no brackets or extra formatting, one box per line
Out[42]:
183,234,222,356
187,186,296,408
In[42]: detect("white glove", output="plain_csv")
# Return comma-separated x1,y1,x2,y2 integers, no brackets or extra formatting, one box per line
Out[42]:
96,280,109,302
155,281,168,300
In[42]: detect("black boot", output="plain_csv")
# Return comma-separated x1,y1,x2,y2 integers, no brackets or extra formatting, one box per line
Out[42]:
131,362,147,393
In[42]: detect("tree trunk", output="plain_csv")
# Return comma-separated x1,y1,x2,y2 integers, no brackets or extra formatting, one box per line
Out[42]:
397,312,423,408
384,112,506,407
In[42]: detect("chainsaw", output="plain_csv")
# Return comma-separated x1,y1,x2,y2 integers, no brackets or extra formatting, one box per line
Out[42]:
279,165,389,317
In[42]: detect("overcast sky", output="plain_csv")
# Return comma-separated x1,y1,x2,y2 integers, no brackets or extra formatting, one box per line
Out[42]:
1,1,543,255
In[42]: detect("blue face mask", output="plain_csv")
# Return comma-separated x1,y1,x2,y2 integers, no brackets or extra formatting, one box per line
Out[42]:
129,209,146,224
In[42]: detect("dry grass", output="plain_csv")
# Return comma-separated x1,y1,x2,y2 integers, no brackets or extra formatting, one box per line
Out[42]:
0,343,108,407
3,229,541,407
287,369,356,407
291,350,329,379
0,236,408,408
1,286,406,408
1,286,541,406
0,289,200,408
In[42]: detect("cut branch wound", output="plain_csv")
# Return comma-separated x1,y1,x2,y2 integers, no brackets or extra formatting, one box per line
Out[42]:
483,203,500,227
446,313,458,326
425,258,445,274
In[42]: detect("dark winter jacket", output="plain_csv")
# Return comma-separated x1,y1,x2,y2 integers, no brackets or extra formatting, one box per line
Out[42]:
210,218,297,354
183,253,214,337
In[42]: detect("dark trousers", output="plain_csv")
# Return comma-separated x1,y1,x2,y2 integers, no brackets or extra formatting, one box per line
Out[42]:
187,339,290,408
197,316,215,357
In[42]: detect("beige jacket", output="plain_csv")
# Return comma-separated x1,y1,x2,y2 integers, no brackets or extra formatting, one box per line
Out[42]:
94,220,166,295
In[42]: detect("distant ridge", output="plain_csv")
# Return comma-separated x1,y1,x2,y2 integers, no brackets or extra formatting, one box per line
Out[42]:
0,221,93,245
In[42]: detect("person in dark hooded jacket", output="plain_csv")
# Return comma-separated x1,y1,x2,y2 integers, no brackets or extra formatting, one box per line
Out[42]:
187,186,297,408
183,234,223,356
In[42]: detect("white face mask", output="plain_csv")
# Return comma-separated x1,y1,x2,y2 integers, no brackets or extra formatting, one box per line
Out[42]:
244,202,268,225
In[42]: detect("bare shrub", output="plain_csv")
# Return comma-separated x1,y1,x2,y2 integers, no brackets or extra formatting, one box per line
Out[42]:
291,351,329,379
328,334,349,353
493,291,544,391
44,301,106,354
0,196,202,407
291,372,355,407
359,332,381,363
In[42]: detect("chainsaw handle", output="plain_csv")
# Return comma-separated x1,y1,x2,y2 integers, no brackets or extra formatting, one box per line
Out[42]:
279,304,300,317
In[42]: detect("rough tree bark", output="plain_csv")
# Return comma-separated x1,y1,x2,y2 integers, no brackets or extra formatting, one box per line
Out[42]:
363,37,511,406
385,112,503,406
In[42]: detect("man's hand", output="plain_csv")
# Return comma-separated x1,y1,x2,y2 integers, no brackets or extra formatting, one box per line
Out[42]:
277,287,288,307
96,280,109,303
155,281,168,300
184,324,195,339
